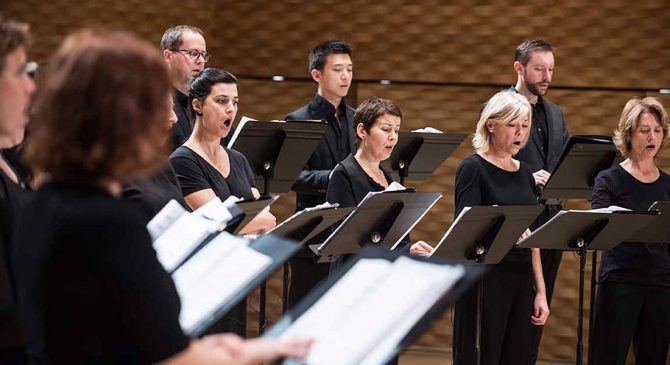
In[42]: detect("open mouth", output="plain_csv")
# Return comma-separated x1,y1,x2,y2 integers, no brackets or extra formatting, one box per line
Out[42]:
645,144,656,150
223,119,232,128
513,141,522,146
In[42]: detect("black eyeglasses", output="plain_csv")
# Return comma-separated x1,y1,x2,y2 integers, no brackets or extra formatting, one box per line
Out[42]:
173,49,211,62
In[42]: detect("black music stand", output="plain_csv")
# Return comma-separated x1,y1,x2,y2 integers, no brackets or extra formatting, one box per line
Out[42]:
431,205,544,365
227,120,327,193
517,209,658,365
227,120,327,334
540,135,622,202
628,201,670,243
264,246,482,365
380,132,466,185
268,204,356,312
311,190,442,263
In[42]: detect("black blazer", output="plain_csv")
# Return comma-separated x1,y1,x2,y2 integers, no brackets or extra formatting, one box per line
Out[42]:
514,96,569,174
286,95,356,211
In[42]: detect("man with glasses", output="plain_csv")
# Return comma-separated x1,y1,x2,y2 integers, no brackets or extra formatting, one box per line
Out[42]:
161,25,210,149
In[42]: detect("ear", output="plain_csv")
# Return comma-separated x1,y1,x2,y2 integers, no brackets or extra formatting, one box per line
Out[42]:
310,69,321,84
191,99,203,116
513,61,524,76
356,123,367,140
486,121,495,132
163,49,173,63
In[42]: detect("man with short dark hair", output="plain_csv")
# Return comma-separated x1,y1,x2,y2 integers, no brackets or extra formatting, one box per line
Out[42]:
512,39,569,364
285,40,355,308
160,25,209,149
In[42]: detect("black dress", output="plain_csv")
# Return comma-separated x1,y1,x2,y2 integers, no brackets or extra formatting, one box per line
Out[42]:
452,154,539,365
123,164,189,223
589,165,670,365
12,182,189,364
169,145,255,337
0,168,30,363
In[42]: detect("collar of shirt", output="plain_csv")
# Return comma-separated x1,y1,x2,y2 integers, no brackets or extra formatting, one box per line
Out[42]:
314,93,348,121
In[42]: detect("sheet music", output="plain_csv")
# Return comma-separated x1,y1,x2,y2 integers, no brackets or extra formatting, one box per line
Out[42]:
411,126,443,133
152,213,218,272
389,193,442,250
146,200,189,241
226,116,256,149
193,196,234,224
174,232,272,334
429,207,471,257
280,257,464,365
385,181,406,191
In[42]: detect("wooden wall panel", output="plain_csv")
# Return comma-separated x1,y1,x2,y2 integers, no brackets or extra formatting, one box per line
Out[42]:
4,1,669,363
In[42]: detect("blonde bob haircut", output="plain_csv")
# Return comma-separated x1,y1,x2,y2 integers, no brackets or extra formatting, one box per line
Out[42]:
613,97,669,158
472,90,532,153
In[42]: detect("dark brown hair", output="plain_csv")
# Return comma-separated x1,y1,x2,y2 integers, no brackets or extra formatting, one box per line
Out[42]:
353,96,402,144
514,39,554,66
27,29,171,184
0,16,30,73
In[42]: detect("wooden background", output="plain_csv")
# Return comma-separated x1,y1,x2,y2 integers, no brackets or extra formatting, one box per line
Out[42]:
5,0,670,362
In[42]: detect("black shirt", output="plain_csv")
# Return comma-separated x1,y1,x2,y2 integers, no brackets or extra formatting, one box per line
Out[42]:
171,89,194,150
326,154,392,207
455,154,539,260
532,97,549,155
123,164,189,223
12,182,189,364
315,94,352,165
170,146,256,201
591,165,670,286
0,167,31,351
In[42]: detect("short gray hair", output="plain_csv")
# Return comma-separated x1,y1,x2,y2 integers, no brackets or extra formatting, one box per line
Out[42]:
160,25,204,52
472,91,532,153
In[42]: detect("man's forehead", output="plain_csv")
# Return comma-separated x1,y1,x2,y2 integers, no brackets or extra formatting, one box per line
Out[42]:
325,53,352,67
528,51,554,64
180,30,206,48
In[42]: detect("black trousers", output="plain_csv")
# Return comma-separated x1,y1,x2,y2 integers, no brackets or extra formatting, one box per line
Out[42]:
529,248,562,364
590,282,670,365
287,256,330,310
453,255,535,365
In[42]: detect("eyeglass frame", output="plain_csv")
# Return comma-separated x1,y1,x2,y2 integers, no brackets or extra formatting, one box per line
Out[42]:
172,49,211,62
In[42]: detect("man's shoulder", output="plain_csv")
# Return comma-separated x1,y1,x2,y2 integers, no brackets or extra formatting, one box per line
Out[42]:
286,103,313,120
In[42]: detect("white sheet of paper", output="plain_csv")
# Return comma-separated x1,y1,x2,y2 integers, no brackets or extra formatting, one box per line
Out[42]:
146,200,188,241
152,213,217,272
280,257,464,365
174,232,272,334
429,206,471,257
193,197,233,225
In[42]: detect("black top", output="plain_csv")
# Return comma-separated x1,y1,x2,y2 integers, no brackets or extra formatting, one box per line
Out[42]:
532,97,549,155
455,154,539,260
0,167,31,350
171,89,194,151
326,154,392,207
123,164,189,223
12,182,189,364
170,145,256,201
591,165,670,286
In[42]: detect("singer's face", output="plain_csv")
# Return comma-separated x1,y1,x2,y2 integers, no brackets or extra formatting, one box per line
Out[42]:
0,47,35,148
488,116,530,157
198,82,238,139
316,53,352,102
167,30,206,87
520,51,554,97
358,113,400,162
629,112,664,160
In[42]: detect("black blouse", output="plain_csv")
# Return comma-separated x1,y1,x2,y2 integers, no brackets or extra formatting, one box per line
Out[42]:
0,167,31,351
454,154,539,260
326,154,392,207
591,164,670,287
123,164,189,223
12,183,189,364
170,146,256,201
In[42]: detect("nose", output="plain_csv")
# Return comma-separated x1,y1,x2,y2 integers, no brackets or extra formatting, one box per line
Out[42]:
544,69,552,82
24,73,36,95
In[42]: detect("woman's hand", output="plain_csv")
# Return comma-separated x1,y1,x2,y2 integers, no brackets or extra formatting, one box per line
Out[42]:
202,334,312,364
239,206,276,235
409,240,433,257
531,291,550,326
